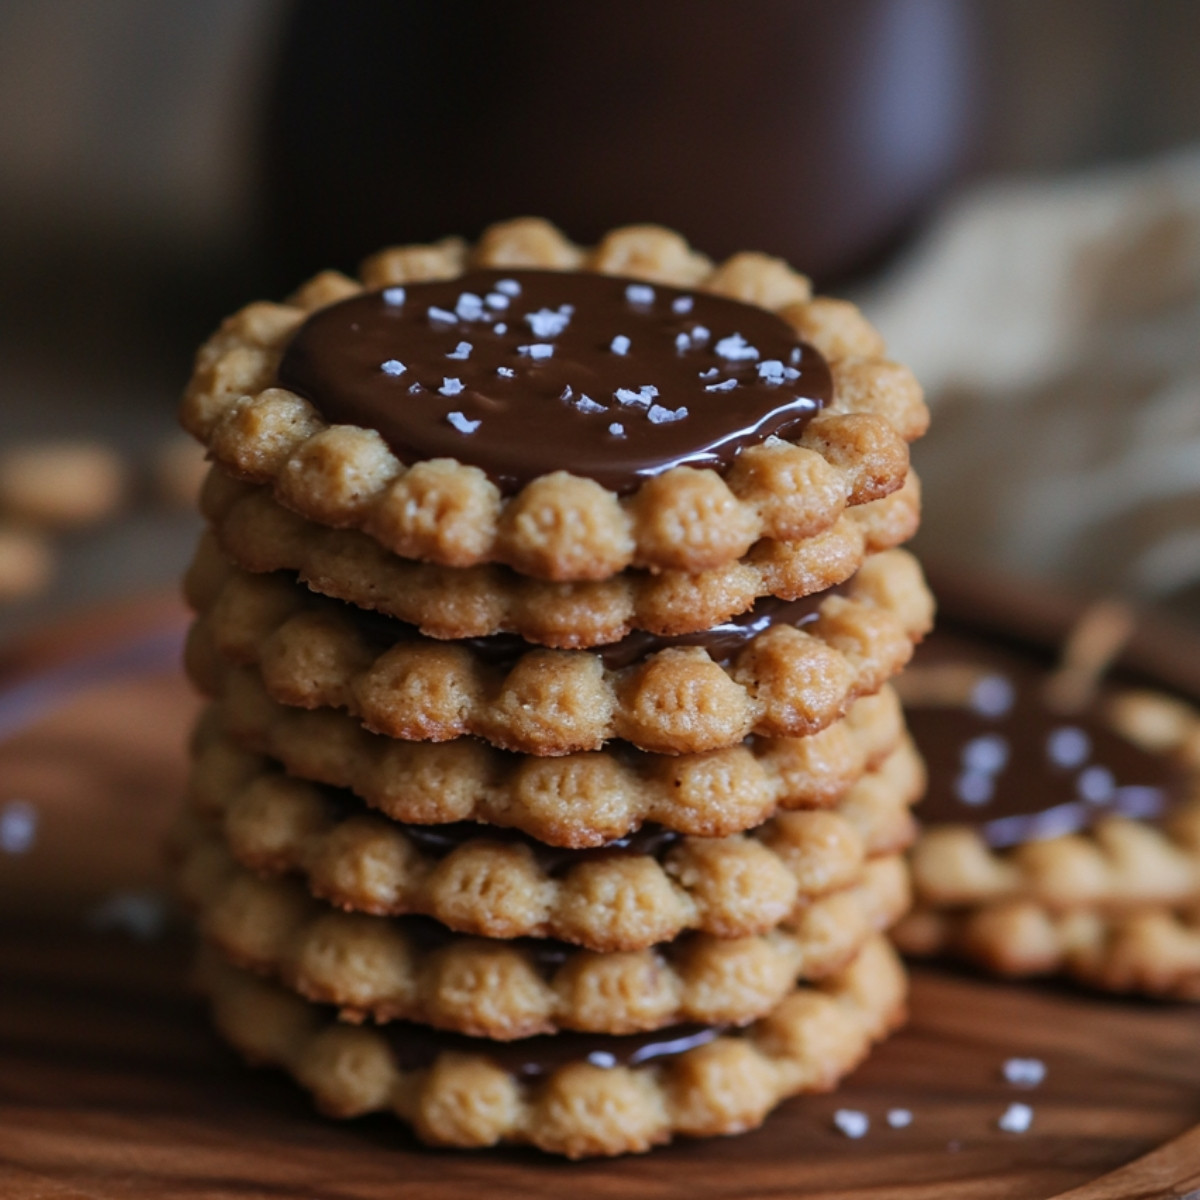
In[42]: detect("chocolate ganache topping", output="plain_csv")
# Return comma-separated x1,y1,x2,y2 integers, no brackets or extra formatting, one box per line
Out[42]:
907,632,1185,849
384,1016,724,1078
275,269,832,494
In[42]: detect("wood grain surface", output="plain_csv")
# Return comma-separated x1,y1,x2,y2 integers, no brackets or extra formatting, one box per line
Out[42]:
1,588,1200,1199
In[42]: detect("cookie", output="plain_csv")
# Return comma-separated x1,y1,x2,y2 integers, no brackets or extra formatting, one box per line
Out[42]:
195,467,922,647
891,627,1200,996
203,675,925,846
186,547,932,755
195,929,906,1157
181,722,916,952
177,821,909,1039
182,219,926,583
0,441,126,529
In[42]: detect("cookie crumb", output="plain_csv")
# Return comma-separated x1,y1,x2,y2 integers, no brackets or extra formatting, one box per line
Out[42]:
886,1109,913,1128
1003,1058,1046,1088
998,1102,1033,1133
833,1109,869,1139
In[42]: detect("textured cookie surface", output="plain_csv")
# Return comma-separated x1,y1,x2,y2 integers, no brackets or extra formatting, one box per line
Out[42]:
183,706,915,952
187,546,932,755
196,467,921,647
178,825,910,1038
196,930,907,1157
182,218,927,582
204,677,925,847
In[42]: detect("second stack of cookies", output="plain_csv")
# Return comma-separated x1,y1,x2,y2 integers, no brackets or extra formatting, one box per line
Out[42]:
175,218,932,1157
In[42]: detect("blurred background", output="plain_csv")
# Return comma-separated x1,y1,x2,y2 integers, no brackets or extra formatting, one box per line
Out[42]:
1,0,1199,638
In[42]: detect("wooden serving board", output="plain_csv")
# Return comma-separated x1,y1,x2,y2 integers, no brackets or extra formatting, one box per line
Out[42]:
2,585,1200,1199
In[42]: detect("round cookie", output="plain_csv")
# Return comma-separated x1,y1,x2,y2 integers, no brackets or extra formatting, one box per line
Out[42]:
202,672,926,847
195,931,907,1158
196,467,922,647
186,546,933,756
892,627,1200,997
178,825,909,1039
182,218,926,583
181,704,916,953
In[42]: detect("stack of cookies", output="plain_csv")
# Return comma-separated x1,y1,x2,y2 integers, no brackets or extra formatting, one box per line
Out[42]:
173,218,933,1157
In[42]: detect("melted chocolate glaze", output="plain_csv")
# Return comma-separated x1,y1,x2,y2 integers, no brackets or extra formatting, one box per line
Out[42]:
276,270,831,494
908,631,1185,848
384,1017,724,1078
310,574,838,667
314,780,681,876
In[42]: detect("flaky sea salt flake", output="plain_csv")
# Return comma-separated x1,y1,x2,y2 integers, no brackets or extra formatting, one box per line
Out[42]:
455,292,485,320
1003,1058,1046,1088
699,367,720,380
833,1110,869,1139
381,359,406,376
674,332,691,353
446,342,472,360
716,332,759,361
0,800,36,854
887,1109,913,1129
428,305,458,325
496,367,515,378
615,385,658,407
690,325,710,345
648,404,688,424
608,422,625,437
446,411,481,434
439,377,465,396
495,278,521,296
610,334,631,355
625,283,655,306
485,292,510,310
998,1103,1033,1133
525,307,572,337
518,343,554,360
575,395,605,414
672,295,694,314
758,359,786,384
705,378,738,393
382,286,406,306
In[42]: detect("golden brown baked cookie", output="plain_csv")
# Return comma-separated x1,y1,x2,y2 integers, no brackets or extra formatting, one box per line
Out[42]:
182,720,915,952
195,930,907,1158
204,674,925,846
195,467,921,647
892,631,1200,997
177,823,909,1039
182,219,926,583
186,546,932,755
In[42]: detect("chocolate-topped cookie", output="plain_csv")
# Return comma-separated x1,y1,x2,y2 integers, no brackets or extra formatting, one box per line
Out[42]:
893,624,1200,998
182,218,925,582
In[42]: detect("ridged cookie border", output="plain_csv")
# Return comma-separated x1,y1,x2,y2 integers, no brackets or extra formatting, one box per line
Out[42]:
187,547,932,754
197,932,906,1158
183,722,915,952
892,899,1200,1000
207,675,925,846
179,827,909,1039
182,218,927,582
195,467,921,647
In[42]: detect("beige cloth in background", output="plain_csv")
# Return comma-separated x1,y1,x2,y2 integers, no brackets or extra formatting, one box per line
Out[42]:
861,148,1200,620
